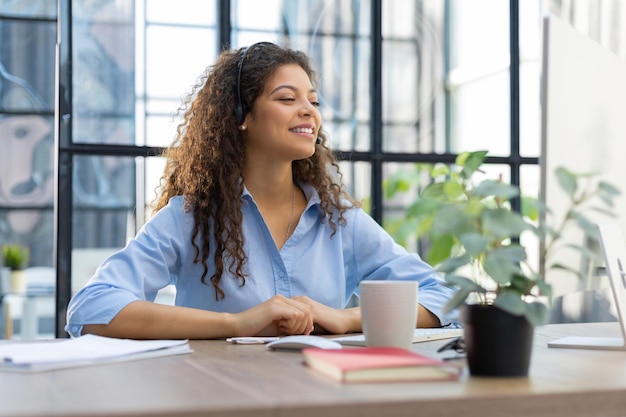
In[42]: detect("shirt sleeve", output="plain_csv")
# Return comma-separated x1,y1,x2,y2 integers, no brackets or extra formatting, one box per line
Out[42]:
349,208,460,327
65,197,191,337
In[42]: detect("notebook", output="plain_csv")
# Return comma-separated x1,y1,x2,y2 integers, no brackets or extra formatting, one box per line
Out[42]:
548,222,626,350
330,327,463,347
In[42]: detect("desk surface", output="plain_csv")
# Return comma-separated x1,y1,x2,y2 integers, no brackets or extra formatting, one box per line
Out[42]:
2,322,626,417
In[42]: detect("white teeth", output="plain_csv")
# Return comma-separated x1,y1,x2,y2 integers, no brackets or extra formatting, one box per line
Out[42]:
290,127,313,134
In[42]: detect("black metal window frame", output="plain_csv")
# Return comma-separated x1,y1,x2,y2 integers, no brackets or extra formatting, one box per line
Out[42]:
53,0,537,337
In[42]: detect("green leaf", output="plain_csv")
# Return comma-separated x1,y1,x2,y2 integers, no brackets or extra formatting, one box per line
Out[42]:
459,233,488,256
406,198,442,219
598,181,621,197
493,292,527,316
521,196,547,221
482,208,529,240
494,245,528,262
430,164,450,179
444,274,486,292
455,151,471,167
546,262,586,280
384,217,420,247
472,180,520,200
509,273,535,295
426,234,455,266
465,199,485,218
587,206,618,218
484,253,522,285
458,150,488,179
421,182,447,199
436,253,471,274
443,181,464,199
432,204,472,235
384,177,409,199
443,287,473,314
571,213,599,238
535,279,552,299
524,301,550,326
555,166,577,198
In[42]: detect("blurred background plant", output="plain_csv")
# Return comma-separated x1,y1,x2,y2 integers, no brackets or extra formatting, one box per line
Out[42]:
2,243,30,271
383,150,620,325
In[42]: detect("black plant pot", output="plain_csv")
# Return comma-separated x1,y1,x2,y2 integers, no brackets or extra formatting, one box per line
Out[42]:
461,304,534,377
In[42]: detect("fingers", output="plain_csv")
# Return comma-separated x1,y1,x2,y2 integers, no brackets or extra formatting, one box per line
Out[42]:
232,295,314,337
267,295,313,335
289,296,360,335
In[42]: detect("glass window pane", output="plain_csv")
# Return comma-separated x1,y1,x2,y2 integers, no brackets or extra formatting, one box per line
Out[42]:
71,154,165,248
382,162,431,253
326,119,369,152
520,163,540,273
0,1,56,19
74,116,135,145
453,71,510,154
382,0,446,153
144,156,166,220
146,114,178,148
449,0,510,155
72,0,135,144
338,161,371,210
142,3,217,147
146,0,215,25
71,0,218,146
0,19,56,112
315,38,370,152
232,0,283,31
0,208,54,266
383,41,419,123
73,155,136,248
145,26,217,98
0,115,54,207
519,0,542,157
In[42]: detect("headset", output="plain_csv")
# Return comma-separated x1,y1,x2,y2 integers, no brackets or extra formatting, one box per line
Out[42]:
234,46,250,126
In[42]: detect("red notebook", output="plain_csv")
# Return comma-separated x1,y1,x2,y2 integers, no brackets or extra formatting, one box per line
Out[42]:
302,346,462,383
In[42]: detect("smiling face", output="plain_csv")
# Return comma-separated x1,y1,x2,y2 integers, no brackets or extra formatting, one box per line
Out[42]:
243,63,322,165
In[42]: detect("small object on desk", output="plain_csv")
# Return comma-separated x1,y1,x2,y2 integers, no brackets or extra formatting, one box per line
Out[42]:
226,337,280,345
302,346,462,383
330,327,464,346
266,335,343,351
436,337,467,361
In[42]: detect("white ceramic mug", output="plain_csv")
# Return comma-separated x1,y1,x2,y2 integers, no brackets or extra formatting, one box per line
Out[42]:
359,280,418,350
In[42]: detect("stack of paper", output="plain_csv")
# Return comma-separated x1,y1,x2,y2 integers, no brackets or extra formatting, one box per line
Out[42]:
0,334,192,372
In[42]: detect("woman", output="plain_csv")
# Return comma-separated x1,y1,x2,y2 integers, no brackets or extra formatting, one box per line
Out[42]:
66,42,458,339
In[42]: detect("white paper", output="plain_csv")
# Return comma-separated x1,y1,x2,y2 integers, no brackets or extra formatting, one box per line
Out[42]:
0,334,192,372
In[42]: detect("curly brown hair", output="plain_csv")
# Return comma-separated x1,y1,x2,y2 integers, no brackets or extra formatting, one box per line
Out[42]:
154,42,359,300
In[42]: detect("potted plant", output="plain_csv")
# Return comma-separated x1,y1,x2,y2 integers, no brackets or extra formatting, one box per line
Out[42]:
2,244,29,293
386,150,619,376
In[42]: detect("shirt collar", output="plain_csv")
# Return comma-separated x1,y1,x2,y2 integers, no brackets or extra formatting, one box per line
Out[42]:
241,182,321,210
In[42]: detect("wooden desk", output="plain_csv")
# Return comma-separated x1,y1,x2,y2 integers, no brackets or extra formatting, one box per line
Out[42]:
1,322,626,417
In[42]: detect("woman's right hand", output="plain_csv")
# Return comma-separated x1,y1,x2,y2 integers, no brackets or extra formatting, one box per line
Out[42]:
231,294,314,337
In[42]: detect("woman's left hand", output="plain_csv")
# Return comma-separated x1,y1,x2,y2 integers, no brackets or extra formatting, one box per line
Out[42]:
290,296,361,335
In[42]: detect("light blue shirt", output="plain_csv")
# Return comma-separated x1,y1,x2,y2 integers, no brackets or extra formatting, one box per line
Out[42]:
66,184,459,337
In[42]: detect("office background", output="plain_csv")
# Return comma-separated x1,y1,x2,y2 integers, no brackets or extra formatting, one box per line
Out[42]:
0,0,625,338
